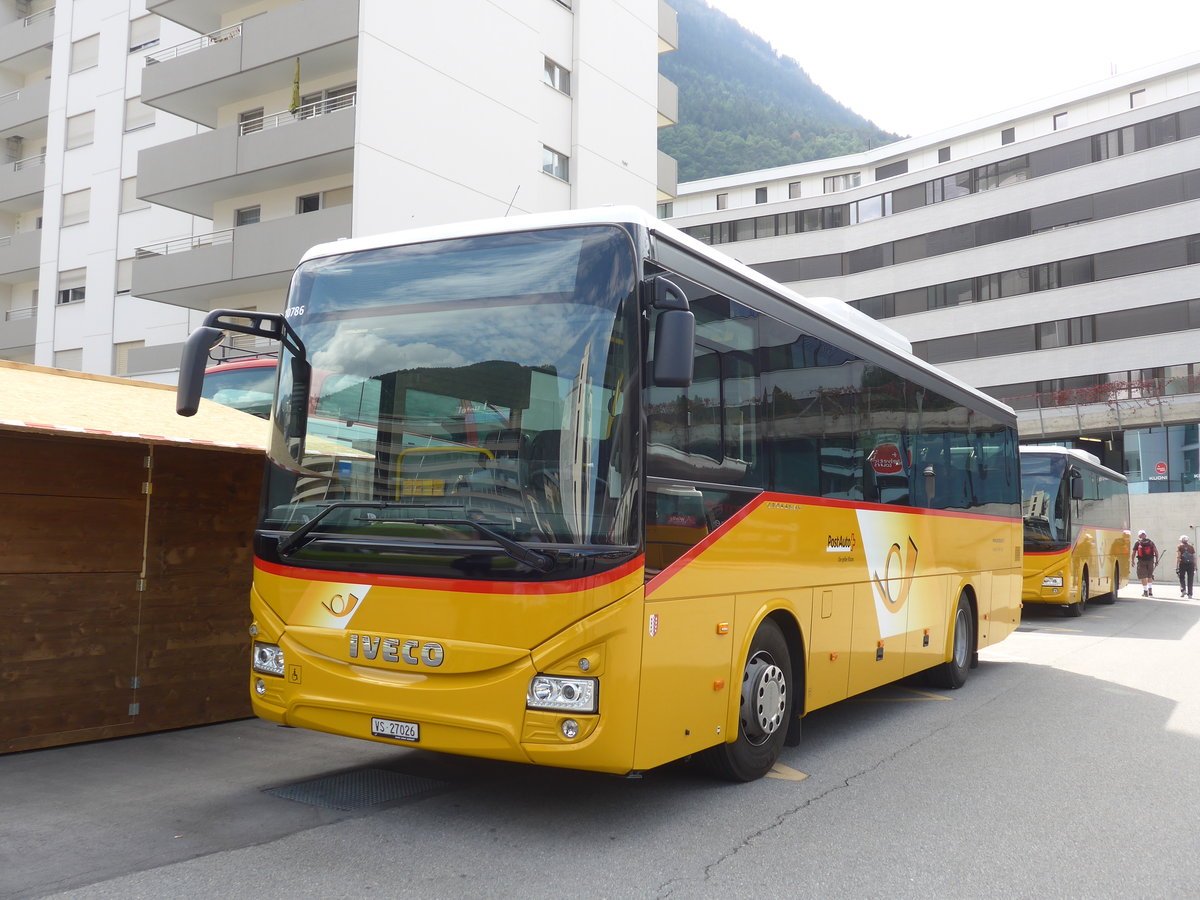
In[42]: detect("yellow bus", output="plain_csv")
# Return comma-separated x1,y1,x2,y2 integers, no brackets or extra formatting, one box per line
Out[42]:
178,207,1022,781
1020,446,1130,616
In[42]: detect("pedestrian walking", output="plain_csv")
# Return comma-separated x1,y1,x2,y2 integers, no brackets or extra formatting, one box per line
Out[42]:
1177,535,1196,599
1132,530,1159,596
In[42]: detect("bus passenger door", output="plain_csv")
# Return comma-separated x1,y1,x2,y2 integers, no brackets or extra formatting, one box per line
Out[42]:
805,585,852,711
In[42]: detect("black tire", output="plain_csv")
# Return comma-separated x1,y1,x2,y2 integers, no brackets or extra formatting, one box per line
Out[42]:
700,617,792,782
926,592,973,689
1065,569,1088,617
1096,563,1119,604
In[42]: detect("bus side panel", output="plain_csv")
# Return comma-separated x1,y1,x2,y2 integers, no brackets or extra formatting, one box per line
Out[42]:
848,580,908,695
805,585,852,711
631,593,735,771
902,576,952,678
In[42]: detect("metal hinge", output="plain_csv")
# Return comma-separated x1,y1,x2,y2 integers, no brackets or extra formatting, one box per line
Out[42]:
136,578,146,592
141,482,152,495
130,676,141,689
128,703,140,716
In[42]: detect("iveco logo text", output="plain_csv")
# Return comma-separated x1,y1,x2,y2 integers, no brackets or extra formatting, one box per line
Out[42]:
349,634,445,667
826,533,857,552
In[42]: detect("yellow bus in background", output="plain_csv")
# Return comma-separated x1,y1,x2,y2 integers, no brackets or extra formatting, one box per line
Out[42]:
178,207,1023,781
1020,446,1130,616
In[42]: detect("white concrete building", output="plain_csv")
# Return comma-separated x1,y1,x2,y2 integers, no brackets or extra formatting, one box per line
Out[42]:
0,0,678,381
668,52,1200,500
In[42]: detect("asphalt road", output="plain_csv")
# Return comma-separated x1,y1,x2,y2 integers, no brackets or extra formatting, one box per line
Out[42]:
4,582,1199,899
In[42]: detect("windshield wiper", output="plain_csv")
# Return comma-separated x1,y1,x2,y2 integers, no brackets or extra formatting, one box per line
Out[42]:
275,501,456,556
411,518,555,573
275,503,556,573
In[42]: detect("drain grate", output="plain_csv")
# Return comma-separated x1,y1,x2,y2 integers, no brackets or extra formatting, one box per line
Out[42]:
265,767,446,810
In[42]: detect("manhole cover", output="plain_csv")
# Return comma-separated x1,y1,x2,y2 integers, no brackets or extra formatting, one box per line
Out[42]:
265,768,446,810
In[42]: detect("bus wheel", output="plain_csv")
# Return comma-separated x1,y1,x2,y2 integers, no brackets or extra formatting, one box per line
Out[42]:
926,593,973,689
701,618,792,782
1065,570,1088,617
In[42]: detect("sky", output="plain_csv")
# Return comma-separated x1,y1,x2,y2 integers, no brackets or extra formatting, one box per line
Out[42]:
702,0,1200,138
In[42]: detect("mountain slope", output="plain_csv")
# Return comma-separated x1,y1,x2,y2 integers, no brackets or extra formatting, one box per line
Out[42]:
659,0,901,182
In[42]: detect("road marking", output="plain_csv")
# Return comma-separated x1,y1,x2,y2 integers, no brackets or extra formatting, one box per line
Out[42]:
766,762,808,781
851,686,953,703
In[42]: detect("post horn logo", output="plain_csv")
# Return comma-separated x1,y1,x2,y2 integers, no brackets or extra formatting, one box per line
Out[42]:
322,591,361,617
873,537,918,612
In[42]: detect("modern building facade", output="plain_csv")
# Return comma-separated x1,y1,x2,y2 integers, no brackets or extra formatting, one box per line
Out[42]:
668,53,1200,502
0,0,678,382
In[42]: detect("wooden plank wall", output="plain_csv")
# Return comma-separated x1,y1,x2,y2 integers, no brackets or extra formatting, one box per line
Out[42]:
0,431,262,753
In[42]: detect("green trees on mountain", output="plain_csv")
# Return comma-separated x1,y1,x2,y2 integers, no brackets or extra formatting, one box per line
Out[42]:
659,0,901,182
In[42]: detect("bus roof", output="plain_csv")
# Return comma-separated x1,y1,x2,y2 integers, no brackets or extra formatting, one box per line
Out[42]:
299,206,1013,421
1020,445,1127,482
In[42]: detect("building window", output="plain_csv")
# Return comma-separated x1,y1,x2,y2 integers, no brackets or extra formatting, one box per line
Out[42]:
128,16,160,53
823,172,861,193
542,145,569,181
874,160,908,180
113,340,144,376
754,187,767,204
239,108,265,134
116,258,133,295
656,201,673,218
124,97,155,132
61,189,90,227
1130,89,1147,108
65,112,95,149
57,268,86,305
298,84,357,119
120,178,149,214
235,206,261,226
788,182,801,199
297,193,321,214
716,192,728,210
1053,111,1069,131
1001,126,1015,145
70,35,99,73
543,57,571,95
938,146,951,163
54,349,83,370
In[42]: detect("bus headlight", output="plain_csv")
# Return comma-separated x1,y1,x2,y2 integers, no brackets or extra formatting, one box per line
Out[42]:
527,675,597,713
252,641,285,677
1042,575,1064,588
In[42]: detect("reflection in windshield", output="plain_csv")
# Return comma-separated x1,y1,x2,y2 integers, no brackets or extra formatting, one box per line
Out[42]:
1021,454,1068,547
261,226,639,556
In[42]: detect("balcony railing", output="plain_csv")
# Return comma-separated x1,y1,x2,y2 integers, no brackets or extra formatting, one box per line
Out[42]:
999,375,1200,412
238,92,357,135
10,152,45,172
135,228,233,259
144,23,242,65
24,7,54,26
4,306,36,321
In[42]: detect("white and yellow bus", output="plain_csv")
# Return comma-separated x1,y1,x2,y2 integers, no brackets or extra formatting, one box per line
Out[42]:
1020,446,1130,616
178,207,1023,781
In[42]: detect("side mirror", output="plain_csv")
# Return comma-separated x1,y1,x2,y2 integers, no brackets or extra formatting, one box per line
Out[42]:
1071,475,1084,501
648,276,694,388
176,325,224,416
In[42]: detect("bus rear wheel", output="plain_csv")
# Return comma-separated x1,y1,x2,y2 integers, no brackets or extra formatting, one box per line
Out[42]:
926,592,973,689
700,617,792,782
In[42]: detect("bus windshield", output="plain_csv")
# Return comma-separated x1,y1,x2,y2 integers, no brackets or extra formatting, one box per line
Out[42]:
1021,452,1069,548
261,225,640,564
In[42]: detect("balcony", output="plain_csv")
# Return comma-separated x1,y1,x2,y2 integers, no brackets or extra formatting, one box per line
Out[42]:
0,303,36,352
657,74,677,128
658,0,678,52
0,153,44,211
141,0,359,128
131,204,351,309
1009,375,1200,441
657,150,677,202
146,0,251,34
137,93,355,217
0,78,50,142
0,7,54,71
0,229,40,282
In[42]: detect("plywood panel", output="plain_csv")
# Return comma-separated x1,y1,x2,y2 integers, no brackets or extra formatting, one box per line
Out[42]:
1,494,146,574
0,573,137,751
0,431,145,499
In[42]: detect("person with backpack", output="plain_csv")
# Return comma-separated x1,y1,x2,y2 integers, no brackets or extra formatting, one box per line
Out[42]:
1131,530,1159,596
1176,535,1195,599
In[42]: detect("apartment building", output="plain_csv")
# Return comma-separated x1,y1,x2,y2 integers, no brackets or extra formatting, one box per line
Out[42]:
668,53,1200,498
0,0,679,382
